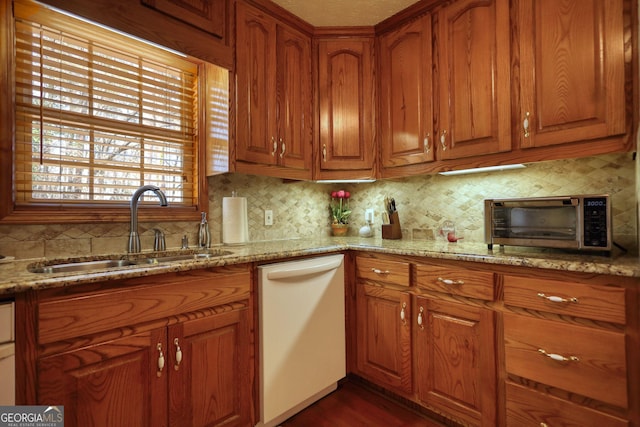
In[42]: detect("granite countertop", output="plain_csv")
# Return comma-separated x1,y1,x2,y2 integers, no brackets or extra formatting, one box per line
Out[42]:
1,237,639,296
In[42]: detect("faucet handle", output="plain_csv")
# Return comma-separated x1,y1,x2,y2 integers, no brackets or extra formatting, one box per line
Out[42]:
153,229,166,252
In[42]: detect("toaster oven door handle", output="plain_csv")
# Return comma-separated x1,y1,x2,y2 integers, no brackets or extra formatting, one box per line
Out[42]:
496,197,579,207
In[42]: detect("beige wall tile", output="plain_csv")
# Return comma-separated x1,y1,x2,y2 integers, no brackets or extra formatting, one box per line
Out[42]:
0,153,636,259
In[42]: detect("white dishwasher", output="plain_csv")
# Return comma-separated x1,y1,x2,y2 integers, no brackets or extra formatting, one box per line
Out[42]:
257,254,346,427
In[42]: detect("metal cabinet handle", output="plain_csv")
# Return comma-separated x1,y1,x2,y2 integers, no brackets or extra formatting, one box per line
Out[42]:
174,338,183,370
271,137,277,156
538,348,579,362
400,302,407,325
157,343,165,377
279,139,286,158
322,144,327,162
437,277,464,286
523,112,530,138
537,293,578,304
417,306,424,330
440,130,447,151
371,268,390,275
424,133,430,154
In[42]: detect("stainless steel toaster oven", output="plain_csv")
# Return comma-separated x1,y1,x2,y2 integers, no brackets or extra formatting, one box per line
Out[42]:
484,195,611,252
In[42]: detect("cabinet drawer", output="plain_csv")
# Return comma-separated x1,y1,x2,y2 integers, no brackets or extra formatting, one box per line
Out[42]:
504,313,627,408
506,382,628,427
415,264,493,301
356,256,410,287
504,275,625,324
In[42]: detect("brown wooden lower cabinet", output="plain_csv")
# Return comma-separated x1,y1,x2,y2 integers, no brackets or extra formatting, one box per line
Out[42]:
168,307,251,427
20,266,253,427
38,329,167,427
500,272,637,427
355,283,412,394
354,255,496,426
352,253,639,427
506,382,628,427
415,296,496,427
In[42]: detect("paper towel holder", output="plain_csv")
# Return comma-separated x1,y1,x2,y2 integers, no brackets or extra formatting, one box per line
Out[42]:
222,192,249,245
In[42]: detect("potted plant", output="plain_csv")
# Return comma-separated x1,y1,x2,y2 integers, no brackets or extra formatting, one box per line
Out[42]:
330,190,351,236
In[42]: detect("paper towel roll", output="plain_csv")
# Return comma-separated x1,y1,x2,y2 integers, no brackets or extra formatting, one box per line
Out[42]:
222,197,249,245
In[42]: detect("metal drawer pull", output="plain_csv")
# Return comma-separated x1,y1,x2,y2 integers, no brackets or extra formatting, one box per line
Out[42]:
371,268,390,275
440,130,447,151
271,137,277,156
400,302,407,325
537,293,578,304
417,306,424,330
174,338,183,370
437,277,464,285
523,112,531,138
540,423,548,427
538,348,579,362
157,343,165,377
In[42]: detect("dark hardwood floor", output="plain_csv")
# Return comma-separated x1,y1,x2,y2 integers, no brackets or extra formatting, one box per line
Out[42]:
279,380,450,427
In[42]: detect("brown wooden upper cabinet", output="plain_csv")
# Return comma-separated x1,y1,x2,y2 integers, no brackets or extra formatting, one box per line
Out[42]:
231,0,632,181
517,0,625,149
142,0,227,40
379,14,434,176
379,0,511,177
436,0,511,160
236,1,313,180
315,36,376,180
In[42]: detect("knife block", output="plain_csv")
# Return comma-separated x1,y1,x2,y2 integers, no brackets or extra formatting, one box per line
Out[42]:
382,211,402,239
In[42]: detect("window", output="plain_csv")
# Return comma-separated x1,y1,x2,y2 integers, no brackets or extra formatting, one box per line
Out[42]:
0,0,223,223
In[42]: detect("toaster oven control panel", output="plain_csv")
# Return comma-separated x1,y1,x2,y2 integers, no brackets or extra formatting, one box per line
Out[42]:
583,197,609,247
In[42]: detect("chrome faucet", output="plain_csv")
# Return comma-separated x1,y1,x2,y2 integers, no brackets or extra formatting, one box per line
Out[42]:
153,229,166,252
128,185,168,253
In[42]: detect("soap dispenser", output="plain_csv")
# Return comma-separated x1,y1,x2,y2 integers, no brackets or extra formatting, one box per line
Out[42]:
198,212,211,248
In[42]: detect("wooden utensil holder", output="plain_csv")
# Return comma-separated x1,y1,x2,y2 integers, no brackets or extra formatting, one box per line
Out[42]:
382,211,402,239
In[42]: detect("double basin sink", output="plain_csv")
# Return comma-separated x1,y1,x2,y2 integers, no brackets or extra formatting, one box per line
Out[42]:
28,249,234,274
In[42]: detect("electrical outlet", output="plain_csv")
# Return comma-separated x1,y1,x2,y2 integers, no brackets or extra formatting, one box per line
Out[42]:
264,209,273,226
365,208,375,223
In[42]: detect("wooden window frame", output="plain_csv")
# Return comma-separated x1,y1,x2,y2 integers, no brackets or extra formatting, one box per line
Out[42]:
0,0,209,224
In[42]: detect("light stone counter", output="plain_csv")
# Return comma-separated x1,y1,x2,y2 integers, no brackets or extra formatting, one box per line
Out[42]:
1,237,639,296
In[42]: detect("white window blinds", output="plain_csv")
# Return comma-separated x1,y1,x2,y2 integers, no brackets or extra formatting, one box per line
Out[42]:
13,2,200,207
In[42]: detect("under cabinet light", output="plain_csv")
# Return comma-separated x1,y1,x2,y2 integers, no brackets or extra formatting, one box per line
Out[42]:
438,164,526,176
315,179,376,184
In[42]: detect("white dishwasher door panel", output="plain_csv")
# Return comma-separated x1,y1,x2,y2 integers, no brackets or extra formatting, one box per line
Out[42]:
258,254,346,427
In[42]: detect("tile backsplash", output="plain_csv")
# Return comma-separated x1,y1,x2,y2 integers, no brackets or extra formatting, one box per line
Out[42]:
0,153,636,259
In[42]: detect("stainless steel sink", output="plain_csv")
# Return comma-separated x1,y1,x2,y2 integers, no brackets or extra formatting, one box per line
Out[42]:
28,249,234,274
140,250,233,264
28,259,138,274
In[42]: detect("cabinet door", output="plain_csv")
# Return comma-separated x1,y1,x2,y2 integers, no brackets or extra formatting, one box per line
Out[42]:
276,25,312,171
518,0,625,148
356,284,412,394
379,14,434,172
141,0,227,39
37,329,168,427
415,297,496,426
168,306,252,427
236,2,278,165
317,38,375,176
436,0,511,160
